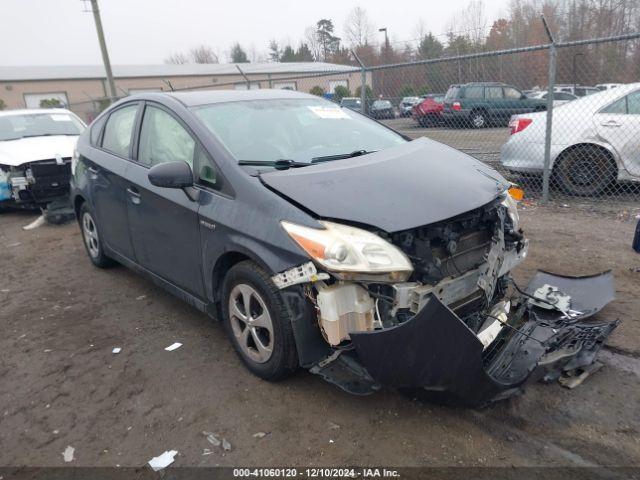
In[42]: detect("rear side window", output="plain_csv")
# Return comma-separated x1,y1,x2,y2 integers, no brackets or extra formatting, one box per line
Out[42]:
601,97,627,114
486,87,503,99
504,87,522,99
626,91,640,114
102,104,138,157
138,105,196,168
464,86,484,99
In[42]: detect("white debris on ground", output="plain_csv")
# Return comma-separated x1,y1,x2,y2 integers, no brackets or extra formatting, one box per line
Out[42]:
148,449,178,471
23,215,45,231
252,432,267,438
202,431,231,451
222,438,232,451
62,446,75,462
112,347,121,354
164,342,182,352
136,295,146,301
202,431,221,447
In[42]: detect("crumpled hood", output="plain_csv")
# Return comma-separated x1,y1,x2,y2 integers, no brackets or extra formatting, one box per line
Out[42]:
260,137,509,232
0,135,78,167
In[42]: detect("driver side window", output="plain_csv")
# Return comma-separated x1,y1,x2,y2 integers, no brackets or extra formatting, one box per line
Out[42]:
138,105,195,168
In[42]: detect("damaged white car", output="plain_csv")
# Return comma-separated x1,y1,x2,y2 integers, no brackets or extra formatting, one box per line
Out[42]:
0,109,85,214
71,91,617,406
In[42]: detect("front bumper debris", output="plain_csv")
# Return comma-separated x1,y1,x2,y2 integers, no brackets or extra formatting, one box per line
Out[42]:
346,270,618,406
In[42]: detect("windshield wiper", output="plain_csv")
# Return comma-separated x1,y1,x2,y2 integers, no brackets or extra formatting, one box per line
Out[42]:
238,159,310,170
311,150,375,163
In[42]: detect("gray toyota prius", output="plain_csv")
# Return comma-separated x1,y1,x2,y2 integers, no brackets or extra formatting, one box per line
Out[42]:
71,89,616,406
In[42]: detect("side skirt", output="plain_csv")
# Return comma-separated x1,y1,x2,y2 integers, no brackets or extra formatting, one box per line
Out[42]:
104,246,211,315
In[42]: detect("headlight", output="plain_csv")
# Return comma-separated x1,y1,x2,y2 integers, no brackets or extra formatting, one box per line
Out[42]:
281,220,413,280
502,189,520,231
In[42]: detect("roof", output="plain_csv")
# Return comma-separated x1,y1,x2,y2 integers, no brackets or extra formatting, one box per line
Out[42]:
0,63,359,82
146,88,315,107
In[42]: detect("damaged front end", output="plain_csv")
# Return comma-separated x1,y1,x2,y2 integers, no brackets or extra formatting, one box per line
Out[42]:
0,156,72,209
273,193,618,406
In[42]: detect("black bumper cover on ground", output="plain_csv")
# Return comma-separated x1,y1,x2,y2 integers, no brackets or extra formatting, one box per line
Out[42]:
349,271,618,406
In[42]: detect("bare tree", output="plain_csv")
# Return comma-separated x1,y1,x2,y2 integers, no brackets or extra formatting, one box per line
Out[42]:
189,45,219,63
165,45,219,64
344,6,373,47
304,26,322,61
445,0,487,48
462,0,488,47
413,18,428,41
165,52,189,64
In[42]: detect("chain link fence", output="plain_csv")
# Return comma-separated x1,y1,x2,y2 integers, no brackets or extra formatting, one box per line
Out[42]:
355,32,640,204
67,31,640,205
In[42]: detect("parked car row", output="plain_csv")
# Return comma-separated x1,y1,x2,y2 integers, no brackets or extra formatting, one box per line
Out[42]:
404,82,629,129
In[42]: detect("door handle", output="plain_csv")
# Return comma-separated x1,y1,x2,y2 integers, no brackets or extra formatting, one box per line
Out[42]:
127,187,141,204
601,121,621,127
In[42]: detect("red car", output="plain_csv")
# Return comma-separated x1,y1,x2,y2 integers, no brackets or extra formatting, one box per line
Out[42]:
412,94,445,127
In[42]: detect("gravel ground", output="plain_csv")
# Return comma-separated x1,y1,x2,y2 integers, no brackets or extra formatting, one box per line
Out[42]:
1,205,639,470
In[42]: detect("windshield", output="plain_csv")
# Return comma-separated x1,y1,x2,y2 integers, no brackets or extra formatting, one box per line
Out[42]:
193,98,405,164
0,112,85,141
373,101,391,108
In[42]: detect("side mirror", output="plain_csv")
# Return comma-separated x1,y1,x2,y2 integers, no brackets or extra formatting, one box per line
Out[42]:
148,161,193,189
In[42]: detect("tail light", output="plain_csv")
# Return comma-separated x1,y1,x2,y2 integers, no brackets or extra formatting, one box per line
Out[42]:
509,117,532,135
452,102,461,111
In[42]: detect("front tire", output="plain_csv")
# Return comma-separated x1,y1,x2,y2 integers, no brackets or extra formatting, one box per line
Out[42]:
79,203,115,268
221,261,298,381
554,147,617,196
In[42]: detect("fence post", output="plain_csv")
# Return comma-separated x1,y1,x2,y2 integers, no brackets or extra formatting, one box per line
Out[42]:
541,15,556,204
351,50,367,115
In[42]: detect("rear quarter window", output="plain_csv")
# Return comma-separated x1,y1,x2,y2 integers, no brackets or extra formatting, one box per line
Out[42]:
89,115,107,146
101,104,138,157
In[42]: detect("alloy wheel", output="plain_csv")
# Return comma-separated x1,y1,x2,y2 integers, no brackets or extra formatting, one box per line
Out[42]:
472,113,486,128
82,212,100,258
228,283,274,364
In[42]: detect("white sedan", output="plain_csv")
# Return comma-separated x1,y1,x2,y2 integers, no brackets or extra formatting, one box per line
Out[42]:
501,83,640,195
0,109,85,208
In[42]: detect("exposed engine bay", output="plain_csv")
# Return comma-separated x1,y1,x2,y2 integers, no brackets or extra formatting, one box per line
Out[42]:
272,194,618,406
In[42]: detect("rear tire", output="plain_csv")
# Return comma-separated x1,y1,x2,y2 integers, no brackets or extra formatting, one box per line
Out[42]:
221,261,298,381
79,203,116,268
554,147,617,196
469,110,487,129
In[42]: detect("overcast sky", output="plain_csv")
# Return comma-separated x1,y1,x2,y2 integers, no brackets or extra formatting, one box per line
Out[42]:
3,0,509,65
